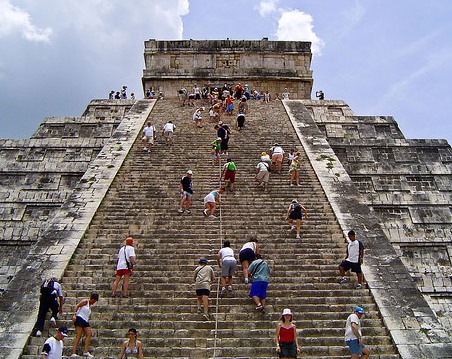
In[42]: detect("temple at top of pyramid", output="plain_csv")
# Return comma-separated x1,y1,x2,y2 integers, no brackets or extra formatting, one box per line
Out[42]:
0,39,451,358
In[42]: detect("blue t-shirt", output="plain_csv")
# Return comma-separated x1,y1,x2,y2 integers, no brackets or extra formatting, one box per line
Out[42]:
248,259,270,282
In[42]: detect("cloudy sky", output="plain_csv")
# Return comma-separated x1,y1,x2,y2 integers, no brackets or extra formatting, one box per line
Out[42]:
1,0,451,143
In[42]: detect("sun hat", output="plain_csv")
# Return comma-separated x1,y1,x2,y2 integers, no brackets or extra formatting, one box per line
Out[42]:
126,237,134,245
354,306,364,314
186,170,193,175
261,152,267,156
291,199,298,203
281,308,293,317
199,258,208,264
58,326,68,337
216,137,222,141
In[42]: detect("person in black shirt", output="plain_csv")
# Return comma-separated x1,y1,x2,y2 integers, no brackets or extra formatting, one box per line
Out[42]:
178,170,194,213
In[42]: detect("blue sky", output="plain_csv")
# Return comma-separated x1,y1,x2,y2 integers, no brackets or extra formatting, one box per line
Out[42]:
0,0,451,143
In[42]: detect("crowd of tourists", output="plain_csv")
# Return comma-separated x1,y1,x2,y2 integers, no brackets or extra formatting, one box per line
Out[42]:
35,85,367,359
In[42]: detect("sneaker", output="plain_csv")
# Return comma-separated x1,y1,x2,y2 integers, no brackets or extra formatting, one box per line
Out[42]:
197,306,203,314
35,330,42,337
288,226,295,232
49,317,56,325
220,287,226,297
70,355,78,358
203,209,208,216
340,277,347,284
83,352,94,358
142,147,148,151
255,304,264,311
244,277,249,284
227,285,232,291
296,234,300,239
185,209,191,214
177,208,184,213
355,284,362,289
208,215,217,219
203,313,210,321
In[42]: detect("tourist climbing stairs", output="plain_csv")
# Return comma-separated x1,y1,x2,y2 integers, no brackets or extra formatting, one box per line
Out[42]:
22,98,399,358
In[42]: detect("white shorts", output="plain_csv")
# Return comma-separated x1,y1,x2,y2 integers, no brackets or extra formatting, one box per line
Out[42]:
203,193,215,204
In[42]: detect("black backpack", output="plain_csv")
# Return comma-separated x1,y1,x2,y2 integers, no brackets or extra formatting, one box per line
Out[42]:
40,279,55,296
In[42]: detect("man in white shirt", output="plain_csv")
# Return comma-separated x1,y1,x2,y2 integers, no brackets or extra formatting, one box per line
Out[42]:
40,327,68,359
344,307,370,358
112,237,136,297
339,230,365,289
141,121,156,151
162,121,176,145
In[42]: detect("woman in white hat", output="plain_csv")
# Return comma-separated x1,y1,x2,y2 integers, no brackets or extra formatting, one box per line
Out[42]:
275,308,301,358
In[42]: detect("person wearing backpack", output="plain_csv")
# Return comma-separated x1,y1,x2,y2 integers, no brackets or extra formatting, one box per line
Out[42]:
339,230,365,289
112,237,137,298
33,278,64,337
285,199,308,239
221,158,237,192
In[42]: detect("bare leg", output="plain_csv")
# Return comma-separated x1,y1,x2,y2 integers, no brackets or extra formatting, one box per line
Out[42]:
72,326,83,354
202,295,209,314
295,219,301,237
83,326,92,354
242,260,249,280
123,273,131,296
112,275,122,296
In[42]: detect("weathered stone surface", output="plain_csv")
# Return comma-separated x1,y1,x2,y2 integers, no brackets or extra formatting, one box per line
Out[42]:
142,39,313,100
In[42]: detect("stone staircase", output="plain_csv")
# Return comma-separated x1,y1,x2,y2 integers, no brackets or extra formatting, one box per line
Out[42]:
22,98,399,358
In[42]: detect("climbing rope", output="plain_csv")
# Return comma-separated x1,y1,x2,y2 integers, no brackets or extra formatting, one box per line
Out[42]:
212,158,224,359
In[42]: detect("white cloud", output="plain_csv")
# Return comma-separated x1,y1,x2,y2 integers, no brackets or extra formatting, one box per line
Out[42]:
257,0,280,17
0,0,52,42
275,10,325,55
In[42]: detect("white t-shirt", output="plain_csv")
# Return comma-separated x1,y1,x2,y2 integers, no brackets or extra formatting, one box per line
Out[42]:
240,241,256,252
256,162,269,172
41,336,63,359
143,125,155,137
163,123,175,132
344,313,361,341
346,240,360,263
219,247,236,262
271,146,284,155
116,245,136,270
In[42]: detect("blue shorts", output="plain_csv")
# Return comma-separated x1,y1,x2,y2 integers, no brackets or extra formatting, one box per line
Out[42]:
74,316,90,328
346,339,365,355
249,281,268,299
340,260,362,274
181,191,192,199
226,104,234,111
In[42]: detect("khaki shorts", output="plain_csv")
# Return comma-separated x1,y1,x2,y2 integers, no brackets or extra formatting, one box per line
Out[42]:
256,171,269,183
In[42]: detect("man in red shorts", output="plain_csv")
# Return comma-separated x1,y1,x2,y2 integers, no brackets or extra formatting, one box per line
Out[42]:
112,237,137,297
221,158,237,192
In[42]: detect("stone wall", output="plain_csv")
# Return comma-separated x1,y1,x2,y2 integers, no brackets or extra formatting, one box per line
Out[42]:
0,100,134,291
301,99,452,337
142,38,313,99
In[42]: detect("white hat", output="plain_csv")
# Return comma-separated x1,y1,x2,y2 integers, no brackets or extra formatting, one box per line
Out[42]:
282,308,293,317
186,170,193,175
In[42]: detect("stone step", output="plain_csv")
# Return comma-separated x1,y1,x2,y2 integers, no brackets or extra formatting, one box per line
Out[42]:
22,98,398,358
